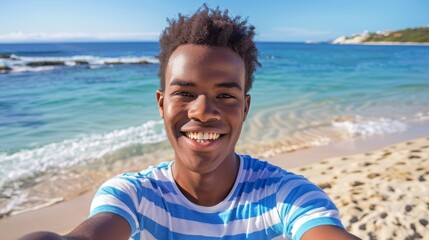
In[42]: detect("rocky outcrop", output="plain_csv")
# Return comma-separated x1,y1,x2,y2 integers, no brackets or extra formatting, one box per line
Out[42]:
27,61,66,67
0,53,12,59
0,66,12,72
332,26,429,45
332,33,370,44
74,60,89,65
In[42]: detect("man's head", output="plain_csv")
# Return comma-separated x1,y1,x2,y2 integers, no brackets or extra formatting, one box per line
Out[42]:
156,6,258,175
158,5,260,94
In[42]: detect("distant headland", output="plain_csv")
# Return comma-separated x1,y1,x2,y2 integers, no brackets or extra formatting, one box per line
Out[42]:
332,26,429,45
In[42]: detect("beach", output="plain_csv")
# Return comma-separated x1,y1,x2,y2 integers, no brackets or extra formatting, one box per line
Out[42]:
287,137,429,239
1,42,429,239
1,129,428,239
2,42,429,218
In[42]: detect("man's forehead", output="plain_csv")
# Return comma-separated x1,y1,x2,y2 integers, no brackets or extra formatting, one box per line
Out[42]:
166,44,246,87
168,44,244,67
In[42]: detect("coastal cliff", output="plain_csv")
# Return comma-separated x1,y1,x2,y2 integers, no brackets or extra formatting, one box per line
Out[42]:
332,26,429,45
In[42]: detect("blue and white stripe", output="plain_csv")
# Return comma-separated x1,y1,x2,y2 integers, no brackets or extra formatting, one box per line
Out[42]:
90,155,344,240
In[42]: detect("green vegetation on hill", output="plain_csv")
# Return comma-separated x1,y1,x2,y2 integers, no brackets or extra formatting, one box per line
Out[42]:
364,27,429,43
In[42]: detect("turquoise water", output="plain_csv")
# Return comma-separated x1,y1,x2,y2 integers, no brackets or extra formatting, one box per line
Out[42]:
1,42,429,216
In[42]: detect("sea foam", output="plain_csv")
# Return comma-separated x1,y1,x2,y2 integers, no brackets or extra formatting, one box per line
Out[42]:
0,120,166,190
332,115,408,137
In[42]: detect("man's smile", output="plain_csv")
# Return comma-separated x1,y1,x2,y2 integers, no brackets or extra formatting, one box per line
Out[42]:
185,132,221,142
180,130,226,147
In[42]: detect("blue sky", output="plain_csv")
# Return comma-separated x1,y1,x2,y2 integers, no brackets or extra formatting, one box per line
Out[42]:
0,0,428,42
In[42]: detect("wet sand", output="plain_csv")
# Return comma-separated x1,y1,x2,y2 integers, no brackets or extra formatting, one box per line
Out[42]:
1,135,428,239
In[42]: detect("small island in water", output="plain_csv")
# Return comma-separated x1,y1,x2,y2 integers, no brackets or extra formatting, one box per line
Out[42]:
332,26,429,45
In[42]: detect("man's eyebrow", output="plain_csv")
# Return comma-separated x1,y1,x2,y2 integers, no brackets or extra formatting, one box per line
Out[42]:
170,79,195,87
170,80,242,91
215,82,242,91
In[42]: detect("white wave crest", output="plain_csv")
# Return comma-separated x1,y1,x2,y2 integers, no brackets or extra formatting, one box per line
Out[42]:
16,55,159,64
407,111,429,122
1,54,159,73
0,120,166,188
10,66,56,73
332,115,408,137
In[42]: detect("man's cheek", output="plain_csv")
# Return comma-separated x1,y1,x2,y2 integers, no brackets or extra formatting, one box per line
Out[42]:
165,105,176,118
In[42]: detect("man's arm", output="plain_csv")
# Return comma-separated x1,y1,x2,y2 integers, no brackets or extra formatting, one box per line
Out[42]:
20,213,131,240
302,225,361,240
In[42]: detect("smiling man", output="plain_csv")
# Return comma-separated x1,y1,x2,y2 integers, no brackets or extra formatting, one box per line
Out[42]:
157,44,249,208
22,6,360,240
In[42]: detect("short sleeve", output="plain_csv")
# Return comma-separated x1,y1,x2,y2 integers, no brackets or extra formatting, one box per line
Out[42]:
89,175,141,236
276,174,345,240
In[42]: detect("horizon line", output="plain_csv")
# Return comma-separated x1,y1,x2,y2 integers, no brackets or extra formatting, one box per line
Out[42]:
0,40,331,45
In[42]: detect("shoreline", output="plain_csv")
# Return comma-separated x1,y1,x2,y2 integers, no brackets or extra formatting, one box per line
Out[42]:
332,41,429,46
361,41,429,46
1,124,429,239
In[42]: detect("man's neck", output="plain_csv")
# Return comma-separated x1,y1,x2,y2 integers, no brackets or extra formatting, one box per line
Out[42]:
172,154,240,207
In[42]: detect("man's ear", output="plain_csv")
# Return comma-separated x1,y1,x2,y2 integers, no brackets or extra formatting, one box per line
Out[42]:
244,94,251,121
156,90,165,119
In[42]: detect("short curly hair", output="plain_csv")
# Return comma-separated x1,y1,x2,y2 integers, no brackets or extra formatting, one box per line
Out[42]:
158,5,260,94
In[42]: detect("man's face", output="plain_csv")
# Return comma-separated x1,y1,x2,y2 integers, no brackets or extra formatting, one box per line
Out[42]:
156,44,250,174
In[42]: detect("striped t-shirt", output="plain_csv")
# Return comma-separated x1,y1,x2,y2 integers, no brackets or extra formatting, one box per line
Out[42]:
90,155,344,240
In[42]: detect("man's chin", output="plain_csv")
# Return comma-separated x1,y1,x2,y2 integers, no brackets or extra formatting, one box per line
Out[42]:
174,150,228,171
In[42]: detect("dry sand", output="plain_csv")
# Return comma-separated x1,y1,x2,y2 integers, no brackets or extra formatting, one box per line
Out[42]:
1,136,428,239
288,137,429,239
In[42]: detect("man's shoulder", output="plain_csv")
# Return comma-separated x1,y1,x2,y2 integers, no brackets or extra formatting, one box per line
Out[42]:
240,154,301,179
112,161,172,179
239,154,318,195
125,161,172,177
99,161,174,193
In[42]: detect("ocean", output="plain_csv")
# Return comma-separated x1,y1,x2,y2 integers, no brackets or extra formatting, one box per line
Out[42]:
1,42,429,217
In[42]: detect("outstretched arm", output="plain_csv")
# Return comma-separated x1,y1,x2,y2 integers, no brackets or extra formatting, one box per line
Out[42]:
20,213,131,240
302,225,361,240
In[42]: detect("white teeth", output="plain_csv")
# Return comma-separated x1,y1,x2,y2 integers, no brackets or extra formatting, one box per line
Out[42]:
186,132,220,141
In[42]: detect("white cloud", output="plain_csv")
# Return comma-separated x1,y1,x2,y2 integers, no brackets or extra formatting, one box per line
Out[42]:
0,31,160,42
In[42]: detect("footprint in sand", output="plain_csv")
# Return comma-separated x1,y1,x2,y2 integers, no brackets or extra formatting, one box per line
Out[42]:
367,173,380,179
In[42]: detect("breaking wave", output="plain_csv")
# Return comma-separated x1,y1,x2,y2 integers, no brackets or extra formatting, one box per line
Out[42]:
0,120,166,190
0,54,159,73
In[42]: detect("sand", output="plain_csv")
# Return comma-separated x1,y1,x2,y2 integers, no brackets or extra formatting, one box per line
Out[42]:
289,137,429,239
1,136,428,239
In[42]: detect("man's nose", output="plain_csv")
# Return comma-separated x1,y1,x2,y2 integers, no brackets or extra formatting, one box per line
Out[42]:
188,95,221,122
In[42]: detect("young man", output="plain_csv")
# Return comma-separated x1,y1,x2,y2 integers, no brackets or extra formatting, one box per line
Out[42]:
22,6,360,240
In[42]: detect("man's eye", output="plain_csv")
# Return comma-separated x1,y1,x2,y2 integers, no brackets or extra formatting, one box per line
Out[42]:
175,91,193,97
218,93,233,98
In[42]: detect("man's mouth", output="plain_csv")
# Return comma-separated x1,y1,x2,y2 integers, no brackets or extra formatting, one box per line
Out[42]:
184,132,221,143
